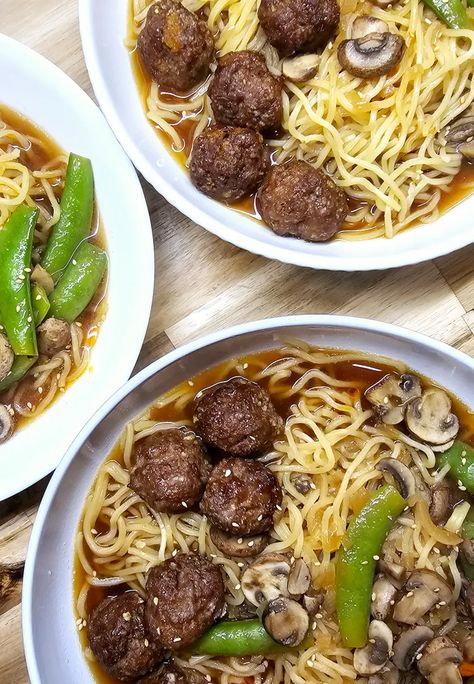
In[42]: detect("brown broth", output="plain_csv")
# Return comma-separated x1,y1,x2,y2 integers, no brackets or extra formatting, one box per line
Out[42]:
128,34,474,235
0,104,108,431
73,347,474,683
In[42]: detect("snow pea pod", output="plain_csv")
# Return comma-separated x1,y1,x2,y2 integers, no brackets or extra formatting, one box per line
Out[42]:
438,440,474,494
336,485,405,648
31,285,50,325
0,206,38,356
41,153,94,280
0,355,37,394
193,619,285,656
422,0,468,28
49,241,107,323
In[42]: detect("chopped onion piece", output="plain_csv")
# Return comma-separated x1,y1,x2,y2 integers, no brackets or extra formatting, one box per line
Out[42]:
444,501,471,534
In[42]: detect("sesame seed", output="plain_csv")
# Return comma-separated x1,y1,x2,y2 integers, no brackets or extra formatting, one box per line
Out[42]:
72,259,77,265
16,305,20,312
122,612,131,621
433,587,440,593
315,613,323,619
462,458,467,465
92,571,97,577
257,514,263,521
310,483,316,489
416,653,423,660
459,485,467,492
361,561,368,566
248,541,255,547
18,273,25,280
181,501,188,508
235,583,241,590
312,621,317,630
276,505,282,511
173,637,182,643
306,660,314,668
153,596,158,605
24,267,31,273
237,538,243,544
373,555,379,561
438,600,447,606
38,386,43,394
27,316,32,323
237,562,244,567
144,639,149,647
136,540,146,548
232,522,239,528
406,591,414,598
91,528,97,535
172,549,177,556
371,592,376,601
156,627,161,635
224,469,231,477
369,638,376,644
412,524,417,529
27,402,33,410
205,677,211,682
35,294,41,301
433,547,440,554
78,623,83,631
462,450,467,457
243,363,249,369
390,600,395,605
188,380,194,387
76,618,83,625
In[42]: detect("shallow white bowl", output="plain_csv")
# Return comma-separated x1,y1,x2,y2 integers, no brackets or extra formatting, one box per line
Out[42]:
79,0,474,271
23,314,474,683
0,34,154,500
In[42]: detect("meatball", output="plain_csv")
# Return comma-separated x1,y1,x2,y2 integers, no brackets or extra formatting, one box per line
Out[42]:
37,317,71,357
209,51,282,131
190,126,268,201
87,592,164,681
130,429,211,513
201,458,282,535
193,377,282,457
138,663,208,684
145,553,225,649
137,0,214,93
0,333,14,383
258,0,340,57
257,160,347,241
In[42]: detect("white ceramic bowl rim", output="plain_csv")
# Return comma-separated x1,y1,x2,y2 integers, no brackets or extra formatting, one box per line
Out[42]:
23,314,474,683
79,0,474,271
0,33,154,498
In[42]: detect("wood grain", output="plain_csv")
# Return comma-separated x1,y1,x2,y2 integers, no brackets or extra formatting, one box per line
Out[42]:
2,1,474,682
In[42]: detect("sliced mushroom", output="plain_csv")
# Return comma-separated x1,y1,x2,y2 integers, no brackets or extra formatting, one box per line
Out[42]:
226,600,258,620
354,620,393,675
291,473,314,495
365,374,422,425
0,333,14,383
302,591,324,617
371,575,398,620
417,636,462,684
392,569,452,625
288,558,311,597
431,439,455,453
378,559,406,585
241,553,290,606
461,539,474,566
31,263,54,295
406,388,459,446
463,634,474,661
442,114,474,160
376,458,416,499
352,16,389,39
282,54,319,82
0,405,13,443
262,596,309,646
429,481,452,526
209,526,268,558
367,664,400,684
338,32,405,79
392,625,434,671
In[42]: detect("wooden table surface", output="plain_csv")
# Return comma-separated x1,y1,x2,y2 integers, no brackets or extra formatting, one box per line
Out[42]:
3,1,474,681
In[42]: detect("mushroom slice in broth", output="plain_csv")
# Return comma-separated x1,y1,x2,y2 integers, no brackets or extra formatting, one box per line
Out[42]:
365,374,422,425
353,620,393,675
262,597,309,647
241,553,290,606
337,32,405,79
405,388,459,445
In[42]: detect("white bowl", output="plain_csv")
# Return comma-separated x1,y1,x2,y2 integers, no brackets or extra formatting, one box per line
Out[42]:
23,314,474,683
0,34,154,500
79,0,474,271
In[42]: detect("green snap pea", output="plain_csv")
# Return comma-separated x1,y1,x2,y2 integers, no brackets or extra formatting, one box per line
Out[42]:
0,355,37,394
31,285,50,325
421,0,468,28
48,241,107,323
438,440,474,494
0,206,38,356
336,485,406,648
192,619,285,657
41,153,94,280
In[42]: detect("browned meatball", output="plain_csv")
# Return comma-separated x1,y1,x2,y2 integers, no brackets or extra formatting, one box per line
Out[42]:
193,377,282,457
190,126,268,201
145,553,225,649
138,663,208,684
37,318,71,357
137,0,214,93
130,429,211,513
257,160,347,241
258,0,340,56
201,458,282,535
209,51,282,131
87,592,164,681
